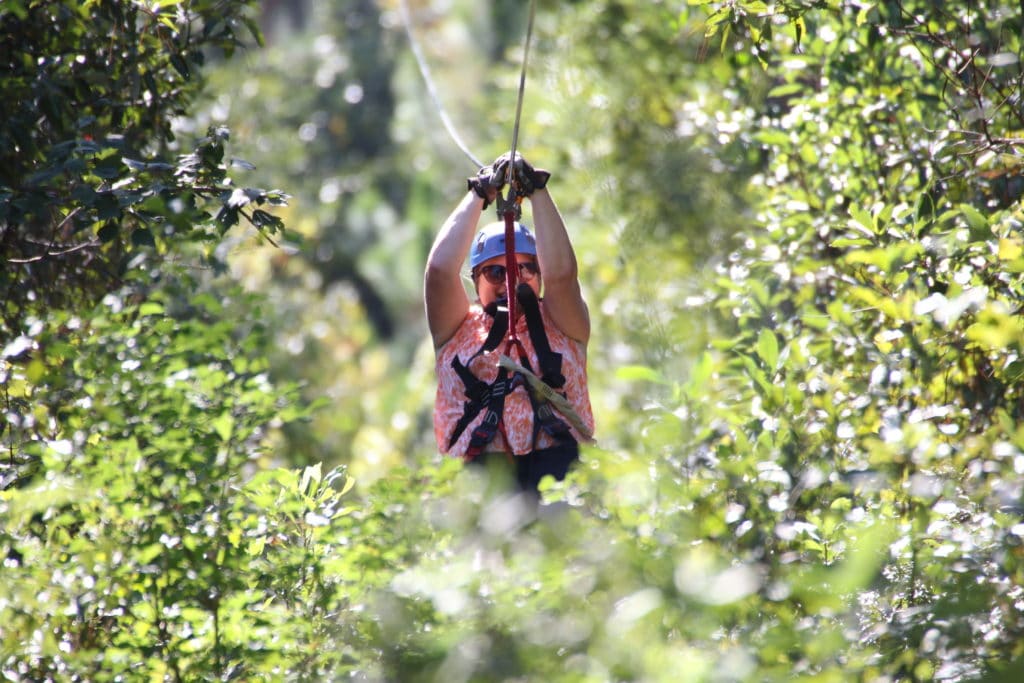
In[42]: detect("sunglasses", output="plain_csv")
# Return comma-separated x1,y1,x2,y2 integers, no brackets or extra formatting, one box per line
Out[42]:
475,261,540,286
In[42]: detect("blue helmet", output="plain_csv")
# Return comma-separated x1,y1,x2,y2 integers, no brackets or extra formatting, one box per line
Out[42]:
469,222,537,269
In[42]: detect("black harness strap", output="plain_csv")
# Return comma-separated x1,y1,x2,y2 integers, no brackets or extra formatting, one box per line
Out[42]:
526,384,574,444
448,291,576,459
447,304,508,450
465,367,511,458
516,283,573,446
516,283,565,389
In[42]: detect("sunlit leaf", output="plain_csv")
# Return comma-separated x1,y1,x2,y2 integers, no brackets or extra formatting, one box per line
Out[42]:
756,328,779,370
616,365,667,384
212,412,234,442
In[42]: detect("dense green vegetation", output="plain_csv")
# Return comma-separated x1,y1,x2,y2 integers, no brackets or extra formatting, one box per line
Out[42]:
4,0,1024,680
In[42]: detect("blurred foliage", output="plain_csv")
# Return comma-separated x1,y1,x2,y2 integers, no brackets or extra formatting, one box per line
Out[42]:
5,0,1024,681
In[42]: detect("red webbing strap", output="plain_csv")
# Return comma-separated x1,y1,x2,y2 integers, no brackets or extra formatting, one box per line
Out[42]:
497,421,515,464
502,208,519,347
494,195,527,459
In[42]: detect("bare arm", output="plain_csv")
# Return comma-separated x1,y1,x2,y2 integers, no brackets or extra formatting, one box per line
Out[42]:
530,189,590,345
424,191,485,349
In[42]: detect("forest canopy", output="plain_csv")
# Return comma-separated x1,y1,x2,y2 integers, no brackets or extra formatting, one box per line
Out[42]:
3,0,1024,680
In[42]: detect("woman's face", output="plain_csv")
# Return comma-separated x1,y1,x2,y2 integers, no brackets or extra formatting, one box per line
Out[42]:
473,254,541,309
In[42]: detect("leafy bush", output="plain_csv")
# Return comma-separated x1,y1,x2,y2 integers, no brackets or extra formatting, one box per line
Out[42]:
1,280,307,677
0,0,286,330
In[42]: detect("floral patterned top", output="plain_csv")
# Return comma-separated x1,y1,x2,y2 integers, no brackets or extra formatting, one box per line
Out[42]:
434,303,594,457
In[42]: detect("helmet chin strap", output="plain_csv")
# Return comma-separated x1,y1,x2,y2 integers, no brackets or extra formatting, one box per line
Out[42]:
484,298,508,317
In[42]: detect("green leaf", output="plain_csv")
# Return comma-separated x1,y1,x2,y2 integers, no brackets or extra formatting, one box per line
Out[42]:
337,475,356,498
97,223,118,243
247,537,266,556
137,302,164,316
849,205,877,235
615,365,667,384
741,355,773,396
212,412,234,442
959,204,989,232
300,462,323,495
170,54,191,80
687,352,713,389
756,328,779,370
830,237,874,248
131,228,156,247
754,128,793,146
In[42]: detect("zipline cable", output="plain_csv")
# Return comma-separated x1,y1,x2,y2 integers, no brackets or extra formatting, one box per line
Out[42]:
397,0,539,346
397,0,485,169
505,0,536,187
501,0,537,348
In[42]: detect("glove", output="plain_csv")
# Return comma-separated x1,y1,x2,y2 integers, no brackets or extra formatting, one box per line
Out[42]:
492,152,551,197
467,165,503,209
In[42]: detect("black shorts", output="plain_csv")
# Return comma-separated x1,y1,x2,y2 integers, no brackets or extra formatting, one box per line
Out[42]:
468,443,579,493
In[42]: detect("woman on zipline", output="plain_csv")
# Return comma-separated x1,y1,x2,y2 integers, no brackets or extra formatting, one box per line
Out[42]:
425,154,594,494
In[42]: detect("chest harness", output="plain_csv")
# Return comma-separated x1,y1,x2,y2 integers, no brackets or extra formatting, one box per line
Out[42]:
448,283,576,461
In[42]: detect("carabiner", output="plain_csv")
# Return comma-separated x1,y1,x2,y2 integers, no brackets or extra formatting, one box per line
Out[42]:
494,188,523,221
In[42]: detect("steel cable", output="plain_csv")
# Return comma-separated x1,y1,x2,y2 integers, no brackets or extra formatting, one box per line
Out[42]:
397,0,485,169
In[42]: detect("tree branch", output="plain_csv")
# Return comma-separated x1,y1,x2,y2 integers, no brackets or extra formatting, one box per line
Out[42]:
7,239,102,263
